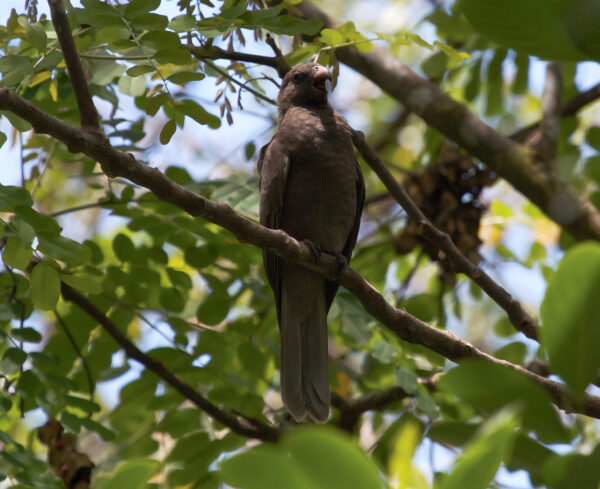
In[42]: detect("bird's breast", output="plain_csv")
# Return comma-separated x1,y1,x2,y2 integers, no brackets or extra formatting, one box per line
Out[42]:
279,111,358,253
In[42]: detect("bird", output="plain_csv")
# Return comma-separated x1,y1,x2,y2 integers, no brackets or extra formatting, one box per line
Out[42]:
258,63,365,422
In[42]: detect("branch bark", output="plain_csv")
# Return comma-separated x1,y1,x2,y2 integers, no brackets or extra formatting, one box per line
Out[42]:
60,282,281,442
293,1,600,243
511,82,600,143
48,0,100,131
536,62,563,164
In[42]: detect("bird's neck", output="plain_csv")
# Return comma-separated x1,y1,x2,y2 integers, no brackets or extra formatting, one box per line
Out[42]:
278,103,332,124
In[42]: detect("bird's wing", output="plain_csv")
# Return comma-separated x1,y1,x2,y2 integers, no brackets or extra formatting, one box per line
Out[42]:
258,137,290,325
325,160,365,311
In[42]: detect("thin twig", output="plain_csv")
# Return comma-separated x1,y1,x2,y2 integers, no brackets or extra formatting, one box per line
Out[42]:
54,310,95,404
203,59,276,106
265,33,291,77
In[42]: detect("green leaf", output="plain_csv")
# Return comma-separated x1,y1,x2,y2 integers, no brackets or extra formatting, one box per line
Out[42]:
462,0,584,61
160,119,177,145
126,65,154,77
244,142,256,161
283,427,383,489
439,360,567,443
388,420,428,489
167,71,206,84
60,272,103,294
196,288,230,325
220,445,312,489
159,288,185,312
38,233,92,266
66,395,101,413
2,236,33,270
220,427,382,489
1,348,27,375
3,111,33,131
177,100,221,129
140,30,182,50
371,340,395,364
118,75,147,96
95,460,160,489
0,55,32,73
168,14,197,32
586,126,600,151
130,13,169,30
112,233,135,262
124,0,160,18
542,444,600,489
30,262,60,311
558,0,600,60
541,242,600,401
14,206,61,235
0,184,33,211
92,62,127,86
0,131,6,149
440,407,520,489
395,366,418,394
494,342,527,364
185,245,217,268
18,18,48,52
10,327,42,343
80,417,117,441
154,48,192,65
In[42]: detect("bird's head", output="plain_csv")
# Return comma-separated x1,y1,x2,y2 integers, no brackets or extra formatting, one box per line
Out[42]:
277,63,332,115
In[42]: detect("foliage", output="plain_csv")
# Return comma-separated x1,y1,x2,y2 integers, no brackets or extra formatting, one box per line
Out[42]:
0,0,600,489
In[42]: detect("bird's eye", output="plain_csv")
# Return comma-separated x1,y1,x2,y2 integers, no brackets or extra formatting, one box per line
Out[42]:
292,72,302,82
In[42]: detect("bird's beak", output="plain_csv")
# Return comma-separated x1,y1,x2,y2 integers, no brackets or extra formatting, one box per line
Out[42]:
312,65,332,93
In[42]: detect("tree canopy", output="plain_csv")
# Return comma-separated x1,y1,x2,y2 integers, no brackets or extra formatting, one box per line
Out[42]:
1,0,600,488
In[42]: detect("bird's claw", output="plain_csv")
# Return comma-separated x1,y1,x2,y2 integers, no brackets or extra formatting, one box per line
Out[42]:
302,239,322,264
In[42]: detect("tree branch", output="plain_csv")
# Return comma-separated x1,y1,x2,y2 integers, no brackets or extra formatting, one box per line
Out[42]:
186,33,290,78
535,62,562,164
332,376,436,432
292,1,600,243
511,82,600,143
60,282,280,442
48,0,100,131
351,130,539,340
3,86,600,420
187,44,281,70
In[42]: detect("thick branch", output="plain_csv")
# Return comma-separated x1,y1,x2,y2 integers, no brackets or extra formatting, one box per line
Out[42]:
60,283,280,442
3,89,600,420
352,130,539,340
48,0,100,131
293,2,600,243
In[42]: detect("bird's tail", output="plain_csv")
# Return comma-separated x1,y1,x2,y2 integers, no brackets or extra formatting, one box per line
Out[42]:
280,263,330,422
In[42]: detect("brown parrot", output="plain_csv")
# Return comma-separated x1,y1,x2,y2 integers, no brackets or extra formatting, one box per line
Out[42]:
258,63,365,422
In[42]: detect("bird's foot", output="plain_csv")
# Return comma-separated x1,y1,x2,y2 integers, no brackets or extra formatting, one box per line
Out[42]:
301,239,322,264
334,254,348,280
